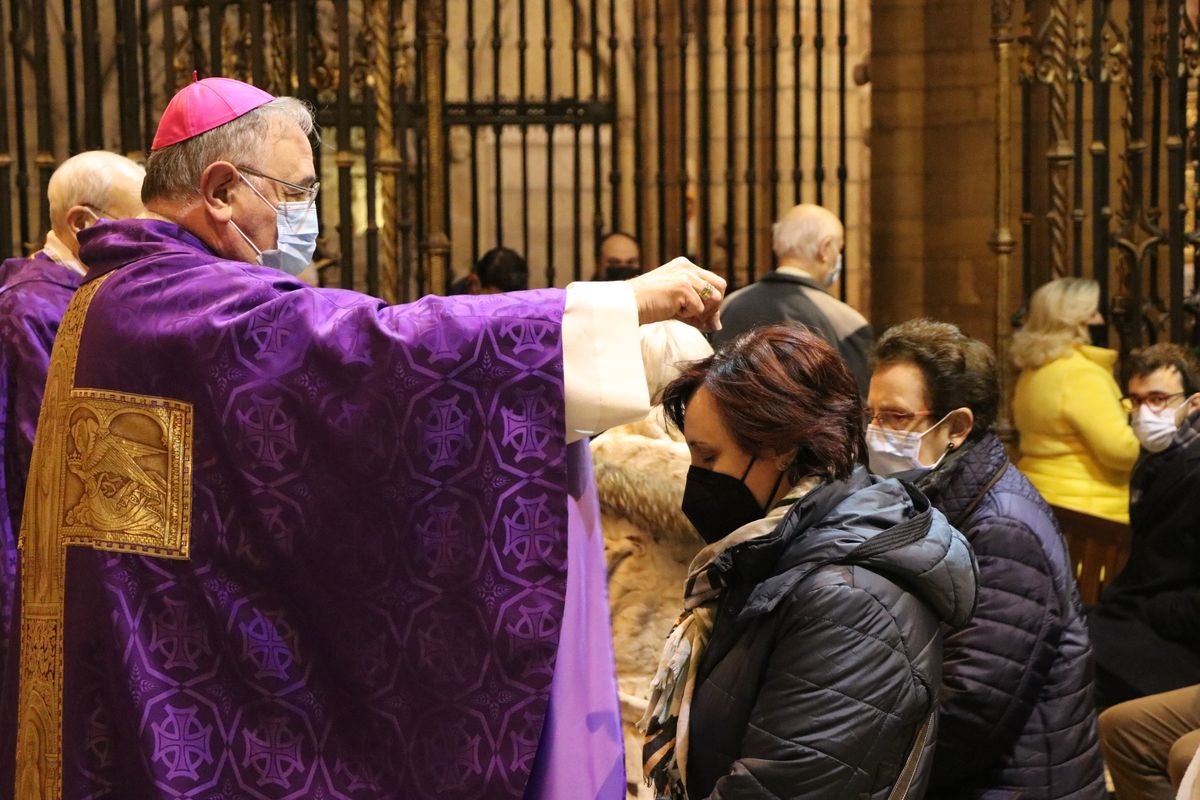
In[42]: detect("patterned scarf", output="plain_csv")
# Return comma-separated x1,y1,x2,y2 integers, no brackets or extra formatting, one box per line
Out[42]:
640,479,818,798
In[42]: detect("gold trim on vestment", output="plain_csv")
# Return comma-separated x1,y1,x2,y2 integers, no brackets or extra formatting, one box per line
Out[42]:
15,272,193,799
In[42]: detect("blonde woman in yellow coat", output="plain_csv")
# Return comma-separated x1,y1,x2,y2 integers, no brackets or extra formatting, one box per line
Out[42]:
1012,277,1139,522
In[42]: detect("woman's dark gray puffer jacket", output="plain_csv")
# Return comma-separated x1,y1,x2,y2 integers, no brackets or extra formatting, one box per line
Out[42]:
685,466,978,800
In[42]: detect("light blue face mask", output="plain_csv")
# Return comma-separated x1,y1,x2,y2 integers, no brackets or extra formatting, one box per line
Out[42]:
232,174,319,276
823,252,844,288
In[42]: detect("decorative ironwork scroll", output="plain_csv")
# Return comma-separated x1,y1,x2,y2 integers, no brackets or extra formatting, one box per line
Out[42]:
1006,0,1197,353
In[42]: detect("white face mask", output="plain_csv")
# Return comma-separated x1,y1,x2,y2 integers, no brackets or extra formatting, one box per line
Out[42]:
823,253,844,288
1132,404,1179,454
231,174,319,276
866,414,951,477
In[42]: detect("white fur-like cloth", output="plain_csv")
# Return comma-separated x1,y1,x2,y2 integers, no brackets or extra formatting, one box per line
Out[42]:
592,418,704,798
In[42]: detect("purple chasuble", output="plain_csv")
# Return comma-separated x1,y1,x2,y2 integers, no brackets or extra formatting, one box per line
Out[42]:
0,252,82,793
46,218,596,799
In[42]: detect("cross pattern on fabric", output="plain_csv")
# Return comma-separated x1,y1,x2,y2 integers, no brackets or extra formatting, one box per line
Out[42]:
15,272,194,800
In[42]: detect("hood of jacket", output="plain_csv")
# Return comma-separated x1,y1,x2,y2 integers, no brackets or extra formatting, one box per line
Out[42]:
717,466,978,628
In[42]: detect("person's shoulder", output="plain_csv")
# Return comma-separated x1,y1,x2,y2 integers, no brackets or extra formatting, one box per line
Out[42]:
968,468,1063,562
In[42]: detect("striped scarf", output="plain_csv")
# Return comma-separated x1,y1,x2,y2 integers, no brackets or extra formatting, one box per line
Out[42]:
639,480,817,798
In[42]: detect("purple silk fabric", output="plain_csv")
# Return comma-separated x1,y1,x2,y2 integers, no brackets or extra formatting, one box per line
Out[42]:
526,442,625,799
57,218,577,799
0,252,82,793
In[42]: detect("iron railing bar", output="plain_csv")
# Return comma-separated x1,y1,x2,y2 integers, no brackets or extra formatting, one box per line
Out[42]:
467,0,480,265
724,0,737,289
10,0,29,250
336,0,355,289
814,0,825,205
544,0,556,286
62,0,80,153
655,0,666,262
678,0,689,256
698,0,712,271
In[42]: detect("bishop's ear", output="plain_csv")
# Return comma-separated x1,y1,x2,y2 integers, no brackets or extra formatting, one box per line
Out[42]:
198,161,241,221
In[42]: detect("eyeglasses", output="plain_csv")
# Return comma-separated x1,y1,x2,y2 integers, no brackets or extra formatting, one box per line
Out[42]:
864,408,933,431
236,164,320,211
1121,391,1186,414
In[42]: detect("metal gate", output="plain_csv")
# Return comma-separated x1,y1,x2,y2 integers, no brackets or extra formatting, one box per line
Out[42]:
1,0,863,302
991,0,1200,358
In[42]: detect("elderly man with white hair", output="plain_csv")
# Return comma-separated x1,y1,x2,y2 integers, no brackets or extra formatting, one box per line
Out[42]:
712,203,873,394
0,149,143,795
12,77,724,800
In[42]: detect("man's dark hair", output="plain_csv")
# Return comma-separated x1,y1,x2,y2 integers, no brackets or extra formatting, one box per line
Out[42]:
661,324,864,483
873,318,999,438
1124,343,1200,395
475,247,528,292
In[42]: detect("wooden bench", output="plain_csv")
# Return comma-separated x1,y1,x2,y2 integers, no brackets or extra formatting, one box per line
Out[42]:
1050,505,1132,605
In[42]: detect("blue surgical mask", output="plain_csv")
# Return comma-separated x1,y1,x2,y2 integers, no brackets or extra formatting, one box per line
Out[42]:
824,253,844,288
232,175,319,276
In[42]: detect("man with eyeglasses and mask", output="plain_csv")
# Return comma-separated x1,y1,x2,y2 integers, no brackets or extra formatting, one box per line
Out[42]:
1090,344,1200,800
0,150,144,795
10,77,725,800
1087,344,1200,708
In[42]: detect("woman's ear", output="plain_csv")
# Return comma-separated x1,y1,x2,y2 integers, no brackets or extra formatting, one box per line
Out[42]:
946,407,975,450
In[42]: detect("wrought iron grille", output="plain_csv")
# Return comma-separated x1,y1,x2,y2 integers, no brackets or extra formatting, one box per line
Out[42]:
1,0,862,303
993,0,1200,355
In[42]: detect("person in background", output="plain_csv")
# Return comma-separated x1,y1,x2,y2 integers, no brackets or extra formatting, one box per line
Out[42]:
644,323,977,799
590,320,711,800
0,150,145,795
449,245,530,294
1090,343,1200,710
1011,277,1139,522
868,319,1106,800
711,203,872,395
596,231,642,281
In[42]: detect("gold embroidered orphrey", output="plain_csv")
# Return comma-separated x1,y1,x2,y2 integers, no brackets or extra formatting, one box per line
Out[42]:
15,272,193,800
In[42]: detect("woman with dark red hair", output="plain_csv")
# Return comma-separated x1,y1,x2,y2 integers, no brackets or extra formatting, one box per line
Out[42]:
640,323,978,800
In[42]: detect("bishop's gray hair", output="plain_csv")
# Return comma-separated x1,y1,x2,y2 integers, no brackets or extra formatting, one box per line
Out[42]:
141,96,315,203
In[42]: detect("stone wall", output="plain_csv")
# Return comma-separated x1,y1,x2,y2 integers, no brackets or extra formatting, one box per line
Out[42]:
870,0,1001,345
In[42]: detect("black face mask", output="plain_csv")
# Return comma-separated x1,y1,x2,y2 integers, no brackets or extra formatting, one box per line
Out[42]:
682,458,781,544
603,266,640,281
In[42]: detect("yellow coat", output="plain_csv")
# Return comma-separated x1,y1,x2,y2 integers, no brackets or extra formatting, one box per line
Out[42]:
1013,344,1139,523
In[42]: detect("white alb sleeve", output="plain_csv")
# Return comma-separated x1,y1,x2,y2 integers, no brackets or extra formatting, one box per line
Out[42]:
562,281,651,443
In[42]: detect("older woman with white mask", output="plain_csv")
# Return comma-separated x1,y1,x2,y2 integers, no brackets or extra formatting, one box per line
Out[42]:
867,319,1106,800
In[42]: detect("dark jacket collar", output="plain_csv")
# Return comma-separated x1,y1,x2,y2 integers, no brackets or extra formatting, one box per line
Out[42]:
758,270,827,292
916,431,1009,527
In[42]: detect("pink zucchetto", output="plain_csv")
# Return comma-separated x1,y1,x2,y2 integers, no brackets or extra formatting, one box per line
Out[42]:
150,75,275,151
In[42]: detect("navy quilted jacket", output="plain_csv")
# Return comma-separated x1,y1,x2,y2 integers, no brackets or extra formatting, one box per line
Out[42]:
918,432,1106,799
